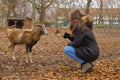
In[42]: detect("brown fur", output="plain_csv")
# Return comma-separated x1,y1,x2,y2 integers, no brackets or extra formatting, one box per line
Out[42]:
69,9,87,35
7,24,44,53
23,17,33,29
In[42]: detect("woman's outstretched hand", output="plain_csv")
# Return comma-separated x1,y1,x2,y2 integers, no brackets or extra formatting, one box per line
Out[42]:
63,32,71,39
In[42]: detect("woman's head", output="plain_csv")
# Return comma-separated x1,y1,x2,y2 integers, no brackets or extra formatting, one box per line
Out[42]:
69,9,86,34
69,8,86,21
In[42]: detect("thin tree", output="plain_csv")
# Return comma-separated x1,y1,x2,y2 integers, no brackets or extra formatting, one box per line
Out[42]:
6,0,18,17
99,0,103,24
29,0,54,24
86,0,92,14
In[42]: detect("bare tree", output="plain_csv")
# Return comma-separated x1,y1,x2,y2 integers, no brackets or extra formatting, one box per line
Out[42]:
6,0,18,17
1,0,28,17
99,0,103,24
29,0,54,24
86,0,92,14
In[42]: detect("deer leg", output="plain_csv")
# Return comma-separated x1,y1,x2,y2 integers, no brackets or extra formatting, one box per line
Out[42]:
25,44,29,53
8,45,13,49
29,53,33,63
29,46,32,53
8,44,16,60
8,44,14,53
12,52,16,60
29,45,33,63
29,41,37,62
25,44,30,63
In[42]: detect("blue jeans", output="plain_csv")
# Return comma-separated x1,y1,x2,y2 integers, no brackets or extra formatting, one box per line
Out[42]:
64,46,85,64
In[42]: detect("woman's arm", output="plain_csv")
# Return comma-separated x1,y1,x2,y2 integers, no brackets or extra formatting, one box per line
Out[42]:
67,33,85,48
63,32,74,41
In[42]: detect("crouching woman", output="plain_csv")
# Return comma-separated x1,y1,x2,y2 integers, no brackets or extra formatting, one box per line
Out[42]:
63,9,99,73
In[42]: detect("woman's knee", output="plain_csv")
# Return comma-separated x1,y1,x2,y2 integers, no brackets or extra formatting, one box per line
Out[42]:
64,46,74,54
64,46,69,54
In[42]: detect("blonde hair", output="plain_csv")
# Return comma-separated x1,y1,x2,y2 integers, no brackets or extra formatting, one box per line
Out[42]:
82,15,93,23
82,15,93,30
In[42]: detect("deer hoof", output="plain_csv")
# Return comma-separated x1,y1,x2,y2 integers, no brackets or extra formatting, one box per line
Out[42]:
30,59,33,63
12,56,16,60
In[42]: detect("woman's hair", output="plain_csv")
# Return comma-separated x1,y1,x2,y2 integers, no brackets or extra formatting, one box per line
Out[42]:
82,15,93,30
69,8,87,34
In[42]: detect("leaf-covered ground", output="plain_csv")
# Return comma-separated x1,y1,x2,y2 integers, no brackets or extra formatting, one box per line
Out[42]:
0,27,120,80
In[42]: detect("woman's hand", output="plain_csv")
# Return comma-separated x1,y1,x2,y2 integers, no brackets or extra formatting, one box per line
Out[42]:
63,32,71,39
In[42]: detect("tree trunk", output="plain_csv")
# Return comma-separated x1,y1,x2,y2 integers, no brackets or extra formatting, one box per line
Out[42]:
99,0,104,24
12,6,17,17
31,0,35,22
86,0,92,14
7,7,11,17
39,7,45,24
7,0,17,17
